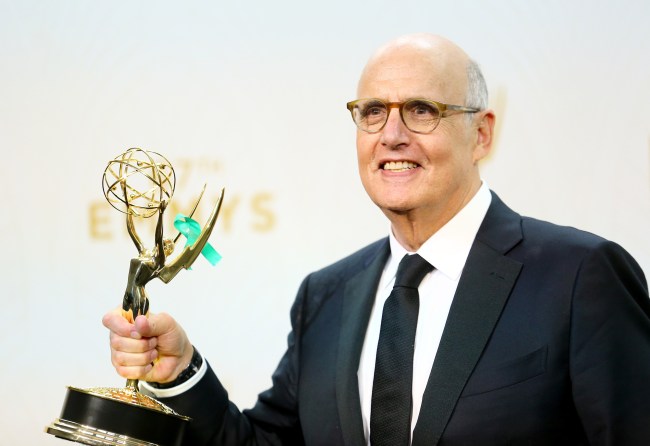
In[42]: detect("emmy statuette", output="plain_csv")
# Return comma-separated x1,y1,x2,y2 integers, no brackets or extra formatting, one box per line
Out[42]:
46,148,224,446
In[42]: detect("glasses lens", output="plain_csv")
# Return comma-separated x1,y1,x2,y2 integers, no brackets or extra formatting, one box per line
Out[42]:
352,99,387,132
402,100,441,133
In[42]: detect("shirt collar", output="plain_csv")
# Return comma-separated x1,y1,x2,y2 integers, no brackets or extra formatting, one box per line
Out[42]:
386,182,492,282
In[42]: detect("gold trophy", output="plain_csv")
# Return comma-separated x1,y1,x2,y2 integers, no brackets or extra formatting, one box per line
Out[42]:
46,148,224,446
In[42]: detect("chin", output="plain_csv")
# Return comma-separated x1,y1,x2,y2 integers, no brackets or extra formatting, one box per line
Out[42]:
365,185,419,213
376,200,415,215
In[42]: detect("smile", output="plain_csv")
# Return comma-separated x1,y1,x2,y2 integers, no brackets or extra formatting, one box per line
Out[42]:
382,161,419,172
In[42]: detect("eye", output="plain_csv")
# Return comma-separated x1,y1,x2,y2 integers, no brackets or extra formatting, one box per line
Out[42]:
358,100,387,124
360,101,385,115
404,100,440,121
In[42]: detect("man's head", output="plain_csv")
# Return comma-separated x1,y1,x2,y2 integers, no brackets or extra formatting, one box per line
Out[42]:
351,33,495,249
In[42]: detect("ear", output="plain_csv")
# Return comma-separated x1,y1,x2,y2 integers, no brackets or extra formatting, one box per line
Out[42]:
472,109,495,164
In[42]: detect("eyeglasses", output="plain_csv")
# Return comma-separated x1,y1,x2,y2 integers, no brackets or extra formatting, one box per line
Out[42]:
346,98,480,134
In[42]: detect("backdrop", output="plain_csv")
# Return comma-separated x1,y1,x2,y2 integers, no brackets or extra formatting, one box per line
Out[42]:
1,1,649,444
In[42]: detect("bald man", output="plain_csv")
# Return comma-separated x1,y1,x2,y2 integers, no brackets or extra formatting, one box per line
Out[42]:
103,34,650,445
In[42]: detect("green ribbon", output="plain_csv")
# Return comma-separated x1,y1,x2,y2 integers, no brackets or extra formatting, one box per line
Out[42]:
174,213,222,266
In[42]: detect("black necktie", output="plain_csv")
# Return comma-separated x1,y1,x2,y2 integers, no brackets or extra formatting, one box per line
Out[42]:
370,253,433,446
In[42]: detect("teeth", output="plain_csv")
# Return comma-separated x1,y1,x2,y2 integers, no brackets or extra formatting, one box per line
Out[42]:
383,161,418,171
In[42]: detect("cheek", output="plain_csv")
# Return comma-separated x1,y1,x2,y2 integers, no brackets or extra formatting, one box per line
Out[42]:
422,125,475,164
356,133,376,165
415,134,452,165
418,142,475,187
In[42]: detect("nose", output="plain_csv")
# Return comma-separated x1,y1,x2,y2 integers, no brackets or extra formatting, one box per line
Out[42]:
379,108,410,149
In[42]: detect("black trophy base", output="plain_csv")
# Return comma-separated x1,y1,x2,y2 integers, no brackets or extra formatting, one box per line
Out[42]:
46,386,190,446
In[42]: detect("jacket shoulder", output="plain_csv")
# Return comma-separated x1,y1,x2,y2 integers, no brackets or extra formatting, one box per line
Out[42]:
520,216,609,248
485,191,623,255
308,238,388,286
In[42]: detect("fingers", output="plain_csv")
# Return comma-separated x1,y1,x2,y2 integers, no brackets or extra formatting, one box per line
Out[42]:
109,330,157,354
103,308,193,382
103,309,171,339
112,361,154,380
108,326,157,380
102,308,187,382
109,342,157,380
104,308,152,380
110,345,158,368
102,308,134,337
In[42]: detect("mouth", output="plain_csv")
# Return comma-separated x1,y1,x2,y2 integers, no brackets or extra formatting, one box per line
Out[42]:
381,161,419,172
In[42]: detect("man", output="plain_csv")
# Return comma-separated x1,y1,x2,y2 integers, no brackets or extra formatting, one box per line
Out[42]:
103,34,650,445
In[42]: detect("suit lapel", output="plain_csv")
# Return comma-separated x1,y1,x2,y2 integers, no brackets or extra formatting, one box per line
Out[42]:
336,240,390,446
412,193,524,446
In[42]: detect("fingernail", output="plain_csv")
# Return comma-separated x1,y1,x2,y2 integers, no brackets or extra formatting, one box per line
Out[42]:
130,331,142,339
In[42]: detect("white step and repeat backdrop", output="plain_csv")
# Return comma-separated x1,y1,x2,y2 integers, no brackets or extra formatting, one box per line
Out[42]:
1,1,649,444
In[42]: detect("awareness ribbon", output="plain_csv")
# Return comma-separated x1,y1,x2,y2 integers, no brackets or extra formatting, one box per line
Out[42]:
174,213,222,266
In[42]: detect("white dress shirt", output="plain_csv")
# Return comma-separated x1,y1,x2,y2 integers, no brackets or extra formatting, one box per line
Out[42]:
358,183,492,444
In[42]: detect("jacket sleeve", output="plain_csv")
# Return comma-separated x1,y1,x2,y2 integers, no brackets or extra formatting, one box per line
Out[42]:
158,276,311,446
570,240,650,444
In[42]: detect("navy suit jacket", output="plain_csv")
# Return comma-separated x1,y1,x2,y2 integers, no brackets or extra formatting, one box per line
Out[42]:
161,193,650,445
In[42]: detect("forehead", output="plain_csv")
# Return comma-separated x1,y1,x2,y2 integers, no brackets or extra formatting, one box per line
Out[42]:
357,46,467,103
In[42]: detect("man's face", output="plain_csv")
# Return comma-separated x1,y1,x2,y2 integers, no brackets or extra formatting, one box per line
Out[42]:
355,46,487,224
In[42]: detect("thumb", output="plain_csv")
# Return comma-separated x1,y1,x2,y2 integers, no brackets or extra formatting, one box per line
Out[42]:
134,312,176,338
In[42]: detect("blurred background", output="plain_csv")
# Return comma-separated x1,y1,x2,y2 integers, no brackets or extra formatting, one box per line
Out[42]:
1,0,648,444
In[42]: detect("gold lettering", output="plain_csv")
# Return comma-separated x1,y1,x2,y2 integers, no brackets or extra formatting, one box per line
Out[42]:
251,192,275,232
90,152,279,241
89,201,113,240
219,194,240,233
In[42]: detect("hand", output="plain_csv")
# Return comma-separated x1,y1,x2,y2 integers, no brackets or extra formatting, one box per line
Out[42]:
102,308,194,384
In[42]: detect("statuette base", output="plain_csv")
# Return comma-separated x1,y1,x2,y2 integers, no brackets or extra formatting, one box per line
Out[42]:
46,418,158,446
46,386,189,446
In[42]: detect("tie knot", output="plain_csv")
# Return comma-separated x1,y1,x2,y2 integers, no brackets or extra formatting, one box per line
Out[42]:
394,254,433,288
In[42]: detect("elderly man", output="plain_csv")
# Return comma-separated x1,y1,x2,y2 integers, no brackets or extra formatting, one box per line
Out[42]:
103,34,650,445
